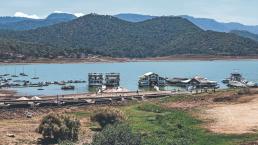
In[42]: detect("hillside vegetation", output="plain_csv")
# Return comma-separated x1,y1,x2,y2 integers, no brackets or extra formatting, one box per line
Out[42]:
231,30,258,42
0,14,258,59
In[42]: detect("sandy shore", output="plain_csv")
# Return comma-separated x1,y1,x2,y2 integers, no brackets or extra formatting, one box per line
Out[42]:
1,55,258,65
0,90,17,100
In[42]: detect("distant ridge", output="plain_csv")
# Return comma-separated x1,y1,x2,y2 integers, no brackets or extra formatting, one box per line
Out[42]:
0,13,77,30
114,13,156,22
114,13,258,35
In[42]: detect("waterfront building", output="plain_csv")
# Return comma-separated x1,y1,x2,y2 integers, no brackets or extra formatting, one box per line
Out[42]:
138,72,166,87
88,73,104,86
105,73,120,87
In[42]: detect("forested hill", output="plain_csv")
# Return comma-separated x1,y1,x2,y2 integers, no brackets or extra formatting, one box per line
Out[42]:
0,14,258,59
230,30,258,42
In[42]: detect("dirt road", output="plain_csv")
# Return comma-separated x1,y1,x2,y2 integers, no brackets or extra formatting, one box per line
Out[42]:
201,94,258,134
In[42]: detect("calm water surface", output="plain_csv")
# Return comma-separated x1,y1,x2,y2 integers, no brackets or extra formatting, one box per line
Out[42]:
1,60,258,96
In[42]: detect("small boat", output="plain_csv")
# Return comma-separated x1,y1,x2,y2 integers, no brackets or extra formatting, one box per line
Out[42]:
228,81,247,88
31,69,39,79
246,81,256,87
61,85,75,90
20,73,28,76
11,68,19,78
58,81,66,85
20,66,28,76
38,88,44,91
31,77,39,80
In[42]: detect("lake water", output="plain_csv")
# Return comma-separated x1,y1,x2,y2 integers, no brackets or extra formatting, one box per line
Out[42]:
1,60,258,96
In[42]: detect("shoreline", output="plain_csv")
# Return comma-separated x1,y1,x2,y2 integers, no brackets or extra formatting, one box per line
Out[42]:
1,55,258,65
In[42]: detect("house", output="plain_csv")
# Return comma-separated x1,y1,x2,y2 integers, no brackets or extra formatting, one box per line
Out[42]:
138,72,166,87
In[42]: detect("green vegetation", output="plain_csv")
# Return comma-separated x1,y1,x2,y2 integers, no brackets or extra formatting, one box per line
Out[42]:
0,14,258,60
231,30,258,42
37,114,80,143
122,103,258,145
90,123,141,145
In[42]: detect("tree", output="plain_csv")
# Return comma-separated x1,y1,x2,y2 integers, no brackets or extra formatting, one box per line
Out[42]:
91,123,141,145
37,114,80,142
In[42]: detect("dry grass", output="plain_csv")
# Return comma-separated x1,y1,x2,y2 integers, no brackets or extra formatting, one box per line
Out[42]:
0,107,93,145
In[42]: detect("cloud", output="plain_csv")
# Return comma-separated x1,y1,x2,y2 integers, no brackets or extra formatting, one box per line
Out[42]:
14,12,40,19
74,13,84,17
54,11,64,13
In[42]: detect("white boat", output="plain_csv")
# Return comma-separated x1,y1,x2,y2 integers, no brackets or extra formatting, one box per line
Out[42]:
228,81,247,88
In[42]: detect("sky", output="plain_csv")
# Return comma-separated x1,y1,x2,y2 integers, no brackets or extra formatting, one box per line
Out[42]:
0,0,257,25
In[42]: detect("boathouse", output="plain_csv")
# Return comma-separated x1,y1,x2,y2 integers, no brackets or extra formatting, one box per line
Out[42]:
88,73,104,86
105,73,120,87
183,76,218,88
138,72,166,87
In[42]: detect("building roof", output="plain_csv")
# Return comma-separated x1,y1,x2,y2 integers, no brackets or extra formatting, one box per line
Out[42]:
192,76,217,83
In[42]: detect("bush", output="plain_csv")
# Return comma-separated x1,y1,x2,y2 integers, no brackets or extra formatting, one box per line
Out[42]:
90,107,127,129
37,114,80,142
90,123,141,145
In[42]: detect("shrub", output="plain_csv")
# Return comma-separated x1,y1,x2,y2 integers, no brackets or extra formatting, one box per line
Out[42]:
37,114,80,142
91,123,141,145
90,107,127,129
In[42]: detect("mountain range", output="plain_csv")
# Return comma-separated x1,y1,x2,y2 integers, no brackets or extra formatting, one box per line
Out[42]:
115,14,258,35
0,14,258,60
0,13,76,30
1,13,258,35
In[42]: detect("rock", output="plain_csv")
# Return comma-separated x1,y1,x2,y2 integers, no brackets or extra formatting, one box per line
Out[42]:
6,133,15,138
25,112,33,118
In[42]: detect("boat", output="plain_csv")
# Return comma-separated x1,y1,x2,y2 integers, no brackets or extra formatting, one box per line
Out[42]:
61,85,75,90
31,77,39,80
20,73,28,77
37,88,44,91
31,69,39,79
58,81,66,85
228,81,247,88
223,72,256,88
20,66,28,76
11,68,19,78
222,72,246,84
3,74,10,76
11,75,18,78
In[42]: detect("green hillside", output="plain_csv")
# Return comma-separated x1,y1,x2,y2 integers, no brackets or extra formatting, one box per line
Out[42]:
0,14,258,59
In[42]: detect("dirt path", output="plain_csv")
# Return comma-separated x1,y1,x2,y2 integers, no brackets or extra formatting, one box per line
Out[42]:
200,94,258,134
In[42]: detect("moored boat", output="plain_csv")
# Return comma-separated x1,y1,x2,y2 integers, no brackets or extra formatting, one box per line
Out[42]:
61,85,75,90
